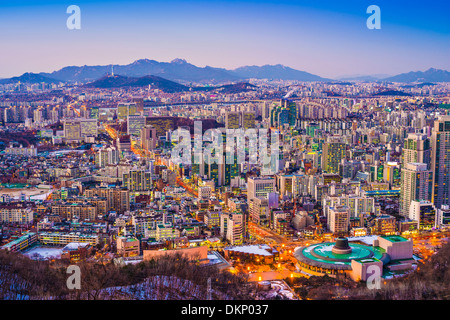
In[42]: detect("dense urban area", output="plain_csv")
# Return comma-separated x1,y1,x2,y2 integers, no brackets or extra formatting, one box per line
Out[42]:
1,73,450,300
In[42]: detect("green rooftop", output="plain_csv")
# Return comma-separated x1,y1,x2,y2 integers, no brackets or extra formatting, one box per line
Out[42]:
353,257,381,264
300,242,385,267
382,235,408,242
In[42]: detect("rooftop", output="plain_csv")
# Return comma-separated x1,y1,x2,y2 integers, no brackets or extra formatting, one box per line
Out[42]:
225,244,273,256
382,235,408,242
294,241,386,270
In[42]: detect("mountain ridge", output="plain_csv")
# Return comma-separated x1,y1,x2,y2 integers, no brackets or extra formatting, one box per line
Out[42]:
1,61,449,84
382,68,450,83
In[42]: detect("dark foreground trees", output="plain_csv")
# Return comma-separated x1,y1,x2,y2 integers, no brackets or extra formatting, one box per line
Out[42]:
0,251,254,300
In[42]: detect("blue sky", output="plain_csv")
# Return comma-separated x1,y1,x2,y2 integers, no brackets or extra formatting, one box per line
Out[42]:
0,0,449,79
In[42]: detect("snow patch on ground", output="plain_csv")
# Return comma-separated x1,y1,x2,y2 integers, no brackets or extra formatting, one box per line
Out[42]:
23,247,63,260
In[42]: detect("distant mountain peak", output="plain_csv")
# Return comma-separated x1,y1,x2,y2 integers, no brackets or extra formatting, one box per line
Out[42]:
232,64,328,81
171,58,188,64
0,72,60,85
383,68,450,83
132,59,152,64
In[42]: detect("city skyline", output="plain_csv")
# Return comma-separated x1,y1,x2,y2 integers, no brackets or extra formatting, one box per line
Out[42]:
0,0,449,79
1,0,450,306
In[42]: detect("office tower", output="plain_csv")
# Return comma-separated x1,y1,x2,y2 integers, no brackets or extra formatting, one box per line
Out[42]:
281,99,297,127
141,125,157,151
322,136,346,174
117,103,127,120
225,111,240,129
145,116,176,137
133,97,144,113
400,163,433,217
431,116,450,209
224,154,240,186
80,119,98,138
117,102,137,120
247,177,276,203
241,112,255,129
64,119,81,141
127,103,137,117
402,133,431,169
207,159,225,187
409,200,437,230
127,115,146,136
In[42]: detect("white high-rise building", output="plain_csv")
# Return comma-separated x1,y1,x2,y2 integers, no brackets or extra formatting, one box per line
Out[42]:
327,205,350,233
400,162,433,217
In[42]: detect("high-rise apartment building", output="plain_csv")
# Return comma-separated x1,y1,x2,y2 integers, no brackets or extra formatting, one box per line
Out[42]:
400,162,433,217
95,146,119,168
402,133,431,169
431,116,450,209
84,187,130,214
322,136,346,174
220,212,245,245
327,205,350,233
122,169,152,191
